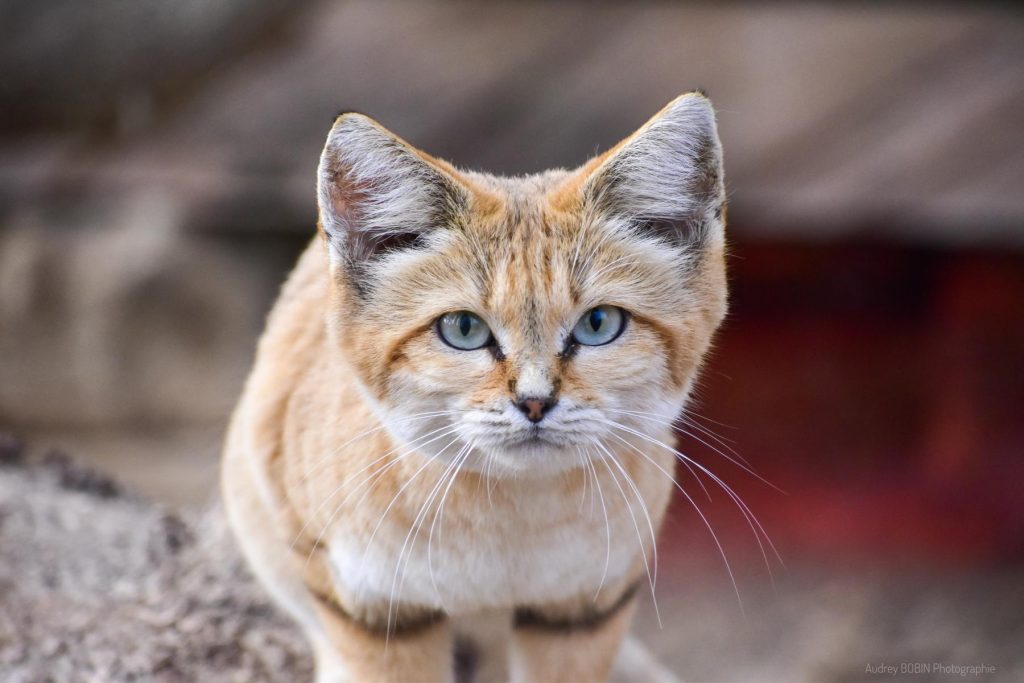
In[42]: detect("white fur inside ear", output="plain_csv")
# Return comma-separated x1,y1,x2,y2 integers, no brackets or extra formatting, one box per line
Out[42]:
591,94,725,242
317,115,453,264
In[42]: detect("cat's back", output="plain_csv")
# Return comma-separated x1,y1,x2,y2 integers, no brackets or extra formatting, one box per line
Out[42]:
258,237,330,370
225,238,333,464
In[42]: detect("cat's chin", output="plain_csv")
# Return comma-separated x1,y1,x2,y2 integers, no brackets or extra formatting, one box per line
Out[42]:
462,437,595,478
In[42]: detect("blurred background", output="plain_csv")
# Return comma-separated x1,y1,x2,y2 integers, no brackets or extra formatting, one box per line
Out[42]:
2,1,1023,680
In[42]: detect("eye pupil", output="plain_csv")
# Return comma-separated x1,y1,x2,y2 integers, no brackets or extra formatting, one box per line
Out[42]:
571,305,625,347
438,311,492,351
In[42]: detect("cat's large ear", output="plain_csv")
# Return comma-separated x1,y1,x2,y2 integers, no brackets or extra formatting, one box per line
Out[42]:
317,113,468,265
578,93,725,247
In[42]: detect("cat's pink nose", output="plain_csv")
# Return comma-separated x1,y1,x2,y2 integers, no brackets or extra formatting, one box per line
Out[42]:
516,396,556,423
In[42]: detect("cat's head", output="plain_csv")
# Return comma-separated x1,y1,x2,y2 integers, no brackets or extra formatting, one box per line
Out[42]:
317,94,727,476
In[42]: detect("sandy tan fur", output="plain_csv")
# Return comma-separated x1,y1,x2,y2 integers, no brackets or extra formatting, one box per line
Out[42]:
223,93,727,682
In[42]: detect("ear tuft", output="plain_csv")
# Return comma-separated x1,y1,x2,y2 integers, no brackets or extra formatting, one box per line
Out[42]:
585,93,725,247
317,114,466,266
332,108,368,124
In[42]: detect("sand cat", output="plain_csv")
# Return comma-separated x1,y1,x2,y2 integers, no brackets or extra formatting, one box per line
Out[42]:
222,92,727,682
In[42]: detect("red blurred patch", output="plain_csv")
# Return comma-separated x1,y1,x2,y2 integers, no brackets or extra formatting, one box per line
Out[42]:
657,240,1024,570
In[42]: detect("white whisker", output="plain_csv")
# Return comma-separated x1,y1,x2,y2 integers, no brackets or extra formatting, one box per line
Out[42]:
427,443,474,604
606,408,762,497
602,419,783,576
291,423,462,556
296,410,464,487
580,445,612,601
355,435,463,593
602,428,747,615
593,441,661,628
577,449,590,513
388,440,471,635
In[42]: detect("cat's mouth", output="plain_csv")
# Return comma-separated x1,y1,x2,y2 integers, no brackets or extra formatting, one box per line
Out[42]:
452,407,605,460
510,427,544,446
499,425,575,450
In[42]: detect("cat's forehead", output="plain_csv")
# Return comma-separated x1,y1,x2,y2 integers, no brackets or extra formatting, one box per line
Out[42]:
456,169,590,250
435,180,666,337
461,168,575,198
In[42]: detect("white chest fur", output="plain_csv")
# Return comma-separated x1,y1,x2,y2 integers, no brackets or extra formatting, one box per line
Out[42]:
326,464,665,613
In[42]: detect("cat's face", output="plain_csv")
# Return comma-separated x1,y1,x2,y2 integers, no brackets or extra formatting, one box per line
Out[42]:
318,95,727,476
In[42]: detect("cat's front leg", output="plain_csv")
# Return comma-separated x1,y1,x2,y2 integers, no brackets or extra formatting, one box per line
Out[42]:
609,636,682,683
509,580,640,683
307,589,455,683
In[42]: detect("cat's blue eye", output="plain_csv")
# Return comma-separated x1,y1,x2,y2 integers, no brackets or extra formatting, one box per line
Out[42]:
437,311,492,350
572,305,626,346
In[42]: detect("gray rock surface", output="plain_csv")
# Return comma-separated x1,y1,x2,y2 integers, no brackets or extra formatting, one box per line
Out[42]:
0,436,313,683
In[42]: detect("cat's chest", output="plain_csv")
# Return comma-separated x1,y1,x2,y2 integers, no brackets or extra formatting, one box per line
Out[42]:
326,474,657,613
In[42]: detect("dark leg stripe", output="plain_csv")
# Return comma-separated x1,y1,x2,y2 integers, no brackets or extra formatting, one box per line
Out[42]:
309,587,447,639
513,581,640,634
